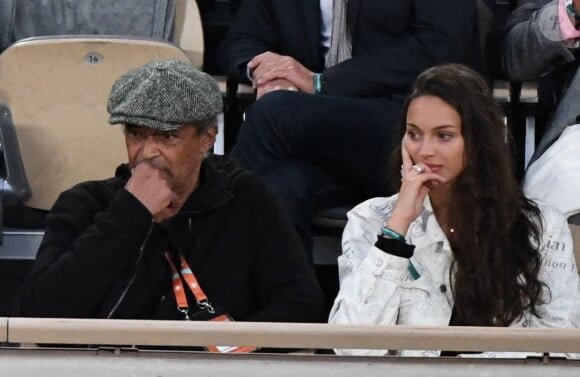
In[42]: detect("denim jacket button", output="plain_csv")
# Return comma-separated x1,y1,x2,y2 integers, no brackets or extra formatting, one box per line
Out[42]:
439,284,447,293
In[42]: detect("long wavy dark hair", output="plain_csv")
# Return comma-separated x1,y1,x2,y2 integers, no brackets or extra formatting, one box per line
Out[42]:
391,64,547,326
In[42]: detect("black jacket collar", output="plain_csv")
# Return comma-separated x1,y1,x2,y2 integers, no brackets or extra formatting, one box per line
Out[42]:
179,156,235,215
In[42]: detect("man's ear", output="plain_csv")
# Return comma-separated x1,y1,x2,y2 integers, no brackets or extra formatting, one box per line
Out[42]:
201,125,218,153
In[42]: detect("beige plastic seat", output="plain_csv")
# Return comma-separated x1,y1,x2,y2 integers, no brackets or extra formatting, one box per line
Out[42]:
174,0,204,69
0,36,191,210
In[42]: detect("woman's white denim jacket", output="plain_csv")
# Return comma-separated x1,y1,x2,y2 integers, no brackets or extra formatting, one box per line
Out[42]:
329,194,580,357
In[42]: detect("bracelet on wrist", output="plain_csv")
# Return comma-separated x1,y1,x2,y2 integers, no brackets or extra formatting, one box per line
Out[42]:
380,226,406,242
313,73,327,95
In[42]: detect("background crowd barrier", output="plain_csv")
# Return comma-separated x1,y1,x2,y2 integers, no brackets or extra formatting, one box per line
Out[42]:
1,318,580,376
1,318,580,353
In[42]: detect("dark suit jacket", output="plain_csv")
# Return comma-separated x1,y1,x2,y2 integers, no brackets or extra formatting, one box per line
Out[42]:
219,0,482,97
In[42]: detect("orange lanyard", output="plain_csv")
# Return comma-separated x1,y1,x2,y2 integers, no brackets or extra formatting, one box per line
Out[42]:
164,252,215,320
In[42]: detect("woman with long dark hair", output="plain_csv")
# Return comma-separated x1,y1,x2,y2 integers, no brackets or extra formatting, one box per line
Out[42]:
329,64,579,356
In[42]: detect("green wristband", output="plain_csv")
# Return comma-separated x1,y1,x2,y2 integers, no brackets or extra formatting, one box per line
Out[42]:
313,73,327,95
381,226,405,242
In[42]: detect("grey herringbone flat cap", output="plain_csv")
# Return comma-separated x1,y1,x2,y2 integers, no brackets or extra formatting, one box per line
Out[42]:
107,60,222,131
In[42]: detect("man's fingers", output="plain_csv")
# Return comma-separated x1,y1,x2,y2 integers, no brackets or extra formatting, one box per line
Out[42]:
134,160,171,181
248,51,283,70
247,51,270,68
252,63,283,86
167,194,180,209
256,68,286,85
256,60,302,83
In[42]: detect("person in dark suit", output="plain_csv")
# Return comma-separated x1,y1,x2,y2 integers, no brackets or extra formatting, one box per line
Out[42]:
219,0,482,257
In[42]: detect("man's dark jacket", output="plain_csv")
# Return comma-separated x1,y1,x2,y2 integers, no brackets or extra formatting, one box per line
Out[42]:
21,156,325,322
219,0,482,97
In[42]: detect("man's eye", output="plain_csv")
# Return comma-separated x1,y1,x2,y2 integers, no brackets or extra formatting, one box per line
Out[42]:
160,132,179,141
127,129,142,137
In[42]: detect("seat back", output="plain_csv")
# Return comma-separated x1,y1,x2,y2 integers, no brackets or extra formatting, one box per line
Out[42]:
0,36,190,210
2,0,176,50
174,0,204,69
1,0,205,69
0,104,31,207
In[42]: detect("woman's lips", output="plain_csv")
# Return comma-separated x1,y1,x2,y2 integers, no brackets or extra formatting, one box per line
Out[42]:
426,164,442,173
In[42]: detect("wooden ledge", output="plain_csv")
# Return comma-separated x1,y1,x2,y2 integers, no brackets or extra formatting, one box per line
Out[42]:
3,318,580,353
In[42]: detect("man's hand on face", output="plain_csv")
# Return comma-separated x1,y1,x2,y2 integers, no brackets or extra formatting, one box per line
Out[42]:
125,161,179,223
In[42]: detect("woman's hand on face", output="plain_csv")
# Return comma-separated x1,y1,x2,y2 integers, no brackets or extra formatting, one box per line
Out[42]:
387,140,447,235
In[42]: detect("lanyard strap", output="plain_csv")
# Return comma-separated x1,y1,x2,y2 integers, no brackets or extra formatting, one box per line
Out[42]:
164,252,215,319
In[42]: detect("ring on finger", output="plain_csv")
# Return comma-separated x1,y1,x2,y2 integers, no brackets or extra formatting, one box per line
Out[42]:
411,164,424,175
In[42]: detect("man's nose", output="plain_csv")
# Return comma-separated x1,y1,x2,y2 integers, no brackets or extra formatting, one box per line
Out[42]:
141,136,161,159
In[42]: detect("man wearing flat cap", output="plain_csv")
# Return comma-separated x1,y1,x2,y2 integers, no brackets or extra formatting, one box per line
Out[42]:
21,60,324,325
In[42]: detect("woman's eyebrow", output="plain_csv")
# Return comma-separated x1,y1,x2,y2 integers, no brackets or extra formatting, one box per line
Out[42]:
405,123,458,130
